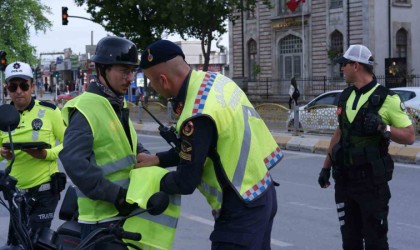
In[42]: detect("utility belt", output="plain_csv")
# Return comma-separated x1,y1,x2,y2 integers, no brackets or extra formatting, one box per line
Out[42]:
331,143,394,184
19,182,52,194
19,172,67,195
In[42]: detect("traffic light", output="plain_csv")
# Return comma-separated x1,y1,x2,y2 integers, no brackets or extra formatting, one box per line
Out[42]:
0,50,7,71
62,7,69,25
35,66,42,79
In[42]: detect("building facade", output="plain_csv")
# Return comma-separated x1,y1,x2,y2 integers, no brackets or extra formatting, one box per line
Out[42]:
229,0,419,100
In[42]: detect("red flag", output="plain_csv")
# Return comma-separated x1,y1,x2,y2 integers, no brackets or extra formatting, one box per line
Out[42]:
287,0,305,12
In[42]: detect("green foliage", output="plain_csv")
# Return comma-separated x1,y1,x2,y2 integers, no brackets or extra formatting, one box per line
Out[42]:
0,0,51,65
74,0,270,71
327,48,341,61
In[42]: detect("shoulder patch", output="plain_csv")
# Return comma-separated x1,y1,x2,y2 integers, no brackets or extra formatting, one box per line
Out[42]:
39,101,57,110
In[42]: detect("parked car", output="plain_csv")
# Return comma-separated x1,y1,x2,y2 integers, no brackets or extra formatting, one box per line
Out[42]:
56,91,79,103
288,90,342,132
391,87,420,110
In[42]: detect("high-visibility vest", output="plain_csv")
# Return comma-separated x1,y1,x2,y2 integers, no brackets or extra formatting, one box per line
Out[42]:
124,167,181,250
176,71,283,217
62,92,138,222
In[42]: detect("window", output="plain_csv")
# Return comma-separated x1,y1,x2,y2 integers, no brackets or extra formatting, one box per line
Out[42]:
396,28,407,58
279,35,302,79
330,30,344,77
395,0,408,3
248,39,258,80
330,0,343,9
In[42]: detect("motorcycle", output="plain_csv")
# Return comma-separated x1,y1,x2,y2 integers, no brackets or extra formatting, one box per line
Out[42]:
0,104,170,250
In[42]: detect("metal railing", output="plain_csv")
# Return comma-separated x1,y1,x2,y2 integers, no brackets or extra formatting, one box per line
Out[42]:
243,75,420,100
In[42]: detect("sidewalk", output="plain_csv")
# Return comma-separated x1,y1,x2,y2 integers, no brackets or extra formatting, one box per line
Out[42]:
131,119,420,165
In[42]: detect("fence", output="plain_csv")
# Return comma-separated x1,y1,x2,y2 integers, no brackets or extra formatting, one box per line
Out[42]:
244,75,420,100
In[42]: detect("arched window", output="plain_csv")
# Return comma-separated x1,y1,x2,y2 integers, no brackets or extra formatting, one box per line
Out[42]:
330,30,344,77
396,28,407,58
278,35,302,79
248,39,258,80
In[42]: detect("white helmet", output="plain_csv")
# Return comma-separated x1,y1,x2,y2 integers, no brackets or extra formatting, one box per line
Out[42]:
5,61,33,82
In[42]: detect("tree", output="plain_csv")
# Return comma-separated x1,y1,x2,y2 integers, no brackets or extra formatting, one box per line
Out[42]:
0,0,52,65
168,0,270,71
75,0,270,71
74,0,173,50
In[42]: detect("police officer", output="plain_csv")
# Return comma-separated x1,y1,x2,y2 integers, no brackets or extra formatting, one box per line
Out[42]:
0,61,66,246
59,36,150,249
136,40,282,249
318,45,415,250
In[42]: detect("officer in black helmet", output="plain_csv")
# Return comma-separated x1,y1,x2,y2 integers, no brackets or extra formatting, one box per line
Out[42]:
59,36,150,249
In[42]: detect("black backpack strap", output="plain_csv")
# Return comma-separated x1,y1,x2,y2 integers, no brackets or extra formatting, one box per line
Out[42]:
337,86,354,130
368,85,389,113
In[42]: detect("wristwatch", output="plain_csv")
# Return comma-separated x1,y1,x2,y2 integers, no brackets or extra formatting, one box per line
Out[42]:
383,124,391,139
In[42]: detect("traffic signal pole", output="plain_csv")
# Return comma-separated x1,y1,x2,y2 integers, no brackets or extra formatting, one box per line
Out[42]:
62,6,93,26
0,71,3,105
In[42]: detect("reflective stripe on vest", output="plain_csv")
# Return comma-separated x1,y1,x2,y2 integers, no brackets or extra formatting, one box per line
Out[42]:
102,155,136,175
32,108,46,140
132,208,179,229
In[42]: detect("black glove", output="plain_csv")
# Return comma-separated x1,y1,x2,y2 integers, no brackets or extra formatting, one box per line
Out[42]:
114,188,137,216
318,168,331,188
364,113,385,135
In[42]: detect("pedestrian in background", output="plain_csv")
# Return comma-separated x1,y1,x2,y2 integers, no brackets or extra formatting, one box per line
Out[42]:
318,45,415,249
59,36,151,249
288,76,299,109
0,61,66,247
136,40,282,249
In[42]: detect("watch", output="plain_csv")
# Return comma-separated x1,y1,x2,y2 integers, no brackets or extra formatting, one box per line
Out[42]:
383,125,391,139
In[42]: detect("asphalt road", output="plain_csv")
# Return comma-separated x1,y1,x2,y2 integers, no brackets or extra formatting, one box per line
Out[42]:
1,134,420,249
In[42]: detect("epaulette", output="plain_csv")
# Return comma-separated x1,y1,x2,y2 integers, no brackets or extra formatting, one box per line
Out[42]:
38,101,57,110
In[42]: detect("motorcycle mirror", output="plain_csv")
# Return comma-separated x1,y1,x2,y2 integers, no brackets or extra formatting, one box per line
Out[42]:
146,191,169,216
0,104,20,132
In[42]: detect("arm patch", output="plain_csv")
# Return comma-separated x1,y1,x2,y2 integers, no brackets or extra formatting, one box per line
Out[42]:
39,101,57,110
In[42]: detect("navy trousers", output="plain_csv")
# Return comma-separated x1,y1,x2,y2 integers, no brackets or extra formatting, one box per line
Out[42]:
211,183,278,250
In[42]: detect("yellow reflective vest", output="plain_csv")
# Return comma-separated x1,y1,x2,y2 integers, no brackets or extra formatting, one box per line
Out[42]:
62,92,138,222
0,100,65,189
124,167,180,250
176,71,283,216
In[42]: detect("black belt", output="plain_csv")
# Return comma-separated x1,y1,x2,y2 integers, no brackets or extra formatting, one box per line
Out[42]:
19,182,51,194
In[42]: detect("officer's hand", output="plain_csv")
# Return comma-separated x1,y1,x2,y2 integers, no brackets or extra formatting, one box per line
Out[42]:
135,153,159,168
114,188,137,216
0,147,12,160
364,113,384,135
318,168,331,188
22,148,47,159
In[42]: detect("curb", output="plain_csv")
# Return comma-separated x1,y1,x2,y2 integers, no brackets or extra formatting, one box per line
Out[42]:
134,124,420,165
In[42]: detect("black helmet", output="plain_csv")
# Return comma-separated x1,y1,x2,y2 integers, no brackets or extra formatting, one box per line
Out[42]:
91,36,138,66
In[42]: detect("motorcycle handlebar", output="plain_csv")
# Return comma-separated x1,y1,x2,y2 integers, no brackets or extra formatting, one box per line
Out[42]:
119,230,142,241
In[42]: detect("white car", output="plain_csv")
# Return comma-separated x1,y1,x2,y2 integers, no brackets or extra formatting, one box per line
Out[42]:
391,87,420,110
288,90,342,132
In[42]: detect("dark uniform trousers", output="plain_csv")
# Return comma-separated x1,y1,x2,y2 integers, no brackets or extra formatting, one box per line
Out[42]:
211,183,277,250
334,169,391,250
7,183,60,246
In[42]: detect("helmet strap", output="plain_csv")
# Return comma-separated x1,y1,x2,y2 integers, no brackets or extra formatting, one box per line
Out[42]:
96,65,121,96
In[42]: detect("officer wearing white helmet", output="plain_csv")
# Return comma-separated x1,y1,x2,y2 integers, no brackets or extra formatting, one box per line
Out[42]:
318,45,415,249
0,62,66,247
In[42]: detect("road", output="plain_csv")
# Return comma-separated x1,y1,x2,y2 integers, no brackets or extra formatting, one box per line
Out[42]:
1,134,420,249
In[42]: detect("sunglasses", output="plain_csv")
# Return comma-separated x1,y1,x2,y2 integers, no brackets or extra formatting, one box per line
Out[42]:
342,61,355,67
7,81,31,92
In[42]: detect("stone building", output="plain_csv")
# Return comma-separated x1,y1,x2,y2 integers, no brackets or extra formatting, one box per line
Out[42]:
229,0,419,101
